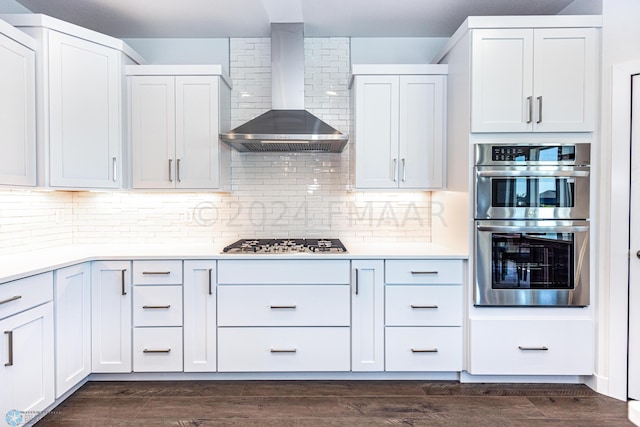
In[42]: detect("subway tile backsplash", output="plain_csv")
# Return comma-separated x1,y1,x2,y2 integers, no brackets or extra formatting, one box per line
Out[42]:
0,37,432,254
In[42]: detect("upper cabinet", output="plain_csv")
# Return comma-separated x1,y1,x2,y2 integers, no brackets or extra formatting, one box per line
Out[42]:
0,14,144,189
0,19,36,186
471,27,597,133
127,65,232,191
350,65,447,190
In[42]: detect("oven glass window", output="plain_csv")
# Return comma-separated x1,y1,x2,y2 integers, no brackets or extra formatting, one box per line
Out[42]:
491,177,575,208
491,232,574,289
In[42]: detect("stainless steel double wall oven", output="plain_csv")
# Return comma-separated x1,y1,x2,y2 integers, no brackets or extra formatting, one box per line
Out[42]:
474,143,590,306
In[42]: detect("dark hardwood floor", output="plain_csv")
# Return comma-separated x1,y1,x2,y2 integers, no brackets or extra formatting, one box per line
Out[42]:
35,381,632,426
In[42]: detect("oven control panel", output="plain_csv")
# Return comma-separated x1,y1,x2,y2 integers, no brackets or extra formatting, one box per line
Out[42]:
490,145,576,162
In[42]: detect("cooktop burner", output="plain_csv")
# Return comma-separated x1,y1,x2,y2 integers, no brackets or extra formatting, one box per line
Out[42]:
222,238,347,254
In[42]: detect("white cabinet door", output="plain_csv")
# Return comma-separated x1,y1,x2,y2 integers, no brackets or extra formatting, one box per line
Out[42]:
183,260,216,372
399,75,445,188
54,263,91,398
91,260,132,373
0,32,36,186
176,76,221,189
131,75,176,189
471,29,533,133
533,28,596,132
351,260,384,372
354,75,400,189
48,31,121,188
0,303,54,424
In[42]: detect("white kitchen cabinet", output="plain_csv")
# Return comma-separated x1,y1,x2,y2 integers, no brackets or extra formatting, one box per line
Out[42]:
0,273,54,425
471,27,596,132
54,263,91,398
128,66,231,190
0,20,36,186
351,260,384,372
91,260,132,373
1,14,144,189
183,260,216,372
351,66,446,189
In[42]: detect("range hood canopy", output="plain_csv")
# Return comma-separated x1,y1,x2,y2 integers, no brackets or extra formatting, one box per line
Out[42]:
220,23,348,153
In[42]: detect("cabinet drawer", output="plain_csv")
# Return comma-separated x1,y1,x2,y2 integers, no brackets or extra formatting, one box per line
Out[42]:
133,286,183,326
0,272,53,320
385,260,463,284
132,260,182,285
385,327,462,372
218,285,349,326
217,260,350,285
469,318,594,375
386,285,462,326
133,327,183,372
218,327,350,372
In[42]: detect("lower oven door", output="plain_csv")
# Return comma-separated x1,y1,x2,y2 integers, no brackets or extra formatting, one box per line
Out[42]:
475,220,589,307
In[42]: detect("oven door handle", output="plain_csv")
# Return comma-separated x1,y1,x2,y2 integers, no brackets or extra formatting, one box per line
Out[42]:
476,224,589,233
476,170,589,178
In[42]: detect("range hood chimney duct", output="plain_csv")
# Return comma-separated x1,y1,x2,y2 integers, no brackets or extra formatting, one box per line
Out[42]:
220,23,348,153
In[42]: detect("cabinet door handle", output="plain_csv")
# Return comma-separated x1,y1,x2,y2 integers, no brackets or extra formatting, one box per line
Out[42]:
112,157,117,182
168,159,173,182
393,158,398,182
142,305,171,309
518,346,548,351
536,96,543,124
402,158,406,182
270,305,297,309
142,271,171,275
121,269,127,296
208,268,213,295
410,271,438,275
0,295,21,306
143,348,171,353
176,159,182,182
270,348,297,353
411,348,438,353
354,268,359,295
410,304,438,309
526,96,533,123
4,331,13,366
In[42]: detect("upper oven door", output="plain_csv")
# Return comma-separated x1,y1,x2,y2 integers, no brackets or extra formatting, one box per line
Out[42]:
475,166,590,220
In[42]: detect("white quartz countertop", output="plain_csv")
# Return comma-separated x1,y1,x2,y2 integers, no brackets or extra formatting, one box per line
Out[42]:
0,242,467,284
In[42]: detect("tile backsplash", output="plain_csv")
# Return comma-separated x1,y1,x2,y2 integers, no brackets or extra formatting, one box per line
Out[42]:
0,37,433,254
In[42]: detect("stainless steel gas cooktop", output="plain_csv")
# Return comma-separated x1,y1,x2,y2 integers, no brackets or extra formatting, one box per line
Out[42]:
222,238,347,254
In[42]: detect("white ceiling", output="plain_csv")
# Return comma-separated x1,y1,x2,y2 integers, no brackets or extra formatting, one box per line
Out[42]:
13,0,581,38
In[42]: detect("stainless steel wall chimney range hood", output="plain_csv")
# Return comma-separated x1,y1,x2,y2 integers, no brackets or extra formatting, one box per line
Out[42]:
220,23,348,153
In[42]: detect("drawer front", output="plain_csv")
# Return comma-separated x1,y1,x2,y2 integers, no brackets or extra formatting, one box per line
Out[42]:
133,327,183,372
218,285,350,326
385,327,462,372
133,286,183,326
217,260,350,285
0,272,53,320
218,327,350,372
385,260,463,284
386,285,462,326
133,260,183,285
469,318,594,375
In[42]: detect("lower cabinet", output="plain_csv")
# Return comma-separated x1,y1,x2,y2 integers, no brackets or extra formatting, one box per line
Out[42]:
133,327,183,372
385,327,462,371
351,260,385,371
54,263,91,398
469,318,594,375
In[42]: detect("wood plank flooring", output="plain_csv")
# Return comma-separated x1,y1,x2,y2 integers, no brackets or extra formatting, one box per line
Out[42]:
35,381,633,426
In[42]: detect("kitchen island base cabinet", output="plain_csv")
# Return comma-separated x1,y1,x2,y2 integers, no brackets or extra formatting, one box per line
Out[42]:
385,327,462,372
469,318,594,375
217,327,350,372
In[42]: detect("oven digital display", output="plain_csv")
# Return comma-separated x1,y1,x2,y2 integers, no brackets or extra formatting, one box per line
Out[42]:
491,145,576,162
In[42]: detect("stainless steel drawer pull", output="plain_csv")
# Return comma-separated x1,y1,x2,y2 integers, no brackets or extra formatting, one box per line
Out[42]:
410,304,438,309
411,348,438,353
355,268,359,295
143,305,171,309
270,305,296,309
0,295,22,305
142,271,171,275
410,271,438,275
518,346,548,351
143,348,171,353
208,268,213,295
4,331,13,366
121,269,127,296
270,348,297,353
